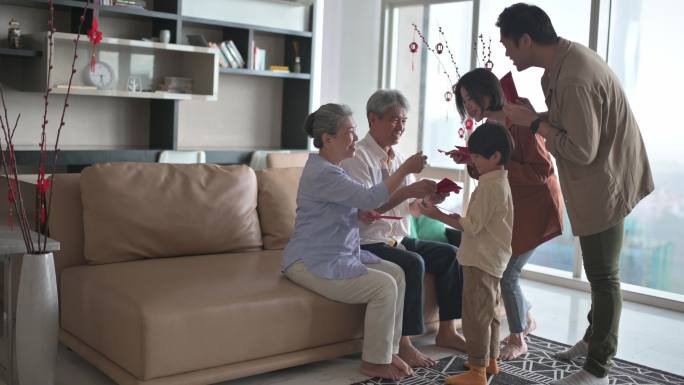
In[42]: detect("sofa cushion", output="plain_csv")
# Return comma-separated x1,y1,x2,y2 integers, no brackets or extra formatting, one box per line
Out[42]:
256,167,302,250
80,163,262,264
59,250,365,380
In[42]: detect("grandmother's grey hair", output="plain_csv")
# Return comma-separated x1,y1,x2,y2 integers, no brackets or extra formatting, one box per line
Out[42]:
303,103,353,149
366,89,410,125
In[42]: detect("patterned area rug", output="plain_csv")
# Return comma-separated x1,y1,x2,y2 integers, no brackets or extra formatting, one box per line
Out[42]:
351,334,684,385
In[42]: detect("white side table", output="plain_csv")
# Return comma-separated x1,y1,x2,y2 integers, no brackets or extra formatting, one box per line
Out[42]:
0,225,59,385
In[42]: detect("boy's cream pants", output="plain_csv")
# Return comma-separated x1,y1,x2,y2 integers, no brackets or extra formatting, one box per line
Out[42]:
462,265,501,367
285,259,405,364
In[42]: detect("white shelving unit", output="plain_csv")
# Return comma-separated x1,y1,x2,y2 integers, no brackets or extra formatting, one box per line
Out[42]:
25,32,219,101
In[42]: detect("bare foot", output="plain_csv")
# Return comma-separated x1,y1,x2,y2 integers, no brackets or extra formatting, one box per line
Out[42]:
499,333,528,360
524,312,537,336
392,354,414,376
502,311,537,343
399,337,436,368
436,329,467,352
360,361,407,381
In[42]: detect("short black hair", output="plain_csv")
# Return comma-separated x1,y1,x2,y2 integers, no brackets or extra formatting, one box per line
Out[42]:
468,122,513,165
496,3,559,45
455,68,505,121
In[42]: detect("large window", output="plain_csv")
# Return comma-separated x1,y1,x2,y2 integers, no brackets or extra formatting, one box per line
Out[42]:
604,0,684,295
382,0,684,301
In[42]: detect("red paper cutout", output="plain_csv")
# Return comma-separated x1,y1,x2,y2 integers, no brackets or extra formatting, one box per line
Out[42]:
500,71,519,103
436,177,462,194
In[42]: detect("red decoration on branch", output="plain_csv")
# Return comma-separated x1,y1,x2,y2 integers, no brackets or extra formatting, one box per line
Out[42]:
88,14,103,71
1,0,93,253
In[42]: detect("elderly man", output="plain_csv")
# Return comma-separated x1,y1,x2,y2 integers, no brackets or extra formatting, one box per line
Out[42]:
493,4,653,385
341,90,465,368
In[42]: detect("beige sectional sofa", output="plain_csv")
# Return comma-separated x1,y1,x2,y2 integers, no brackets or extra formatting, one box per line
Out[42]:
46,162,442,385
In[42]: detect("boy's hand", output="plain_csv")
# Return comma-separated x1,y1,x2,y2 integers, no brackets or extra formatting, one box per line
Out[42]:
418,201,441,218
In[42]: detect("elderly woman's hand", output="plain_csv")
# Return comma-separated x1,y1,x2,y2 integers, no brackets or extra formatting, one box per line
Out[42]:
358,209,380,224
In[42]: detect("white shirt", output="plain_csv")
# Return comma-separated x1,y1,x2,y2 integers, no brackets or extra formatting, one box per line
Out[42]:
457,169,514,278
341,133,415,245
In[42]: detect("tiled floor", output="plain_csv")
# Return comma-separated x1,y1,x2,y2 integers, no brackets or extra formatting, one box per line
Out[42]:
49,279,684,385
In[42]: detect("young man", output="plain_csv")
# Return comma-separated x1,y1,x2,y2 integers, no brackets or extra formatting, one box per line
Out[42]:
341,90,466,369
493,4,654,385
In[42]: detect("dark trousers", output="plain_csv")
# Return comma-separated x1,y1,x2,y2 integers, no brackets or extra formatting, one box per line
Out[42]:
579,219,624,378
362,237,463,336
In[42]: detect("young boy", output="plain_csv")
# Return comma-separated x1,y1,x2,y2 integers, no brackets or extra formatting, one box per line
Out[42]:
420,122,514,385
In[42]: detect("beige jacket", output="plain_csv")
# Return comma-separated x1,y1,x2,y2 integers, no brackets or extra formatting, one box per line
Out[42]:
457,170,513,278
542,38,654,236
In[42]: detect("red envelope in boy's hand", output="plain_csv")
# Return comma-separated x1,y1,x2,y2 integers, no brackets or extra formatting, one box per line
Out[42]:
436,178,462,194
439,146,471,164
500,71,520,103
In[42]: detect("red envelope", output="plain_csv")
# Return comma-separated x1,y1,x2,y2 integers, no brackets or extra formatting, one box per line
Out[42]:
376,215,402,220
438,146,471,164
436,178,462,194
500,71,519,103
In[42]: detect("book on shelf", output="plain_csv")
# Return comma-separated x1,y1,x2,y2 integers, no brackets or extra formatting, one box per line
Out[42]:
186,34,209,47
219,41,240,69
270,65,290,73
208,42,229,68
226,40,245,68
101,0,147,8
251,42,266,71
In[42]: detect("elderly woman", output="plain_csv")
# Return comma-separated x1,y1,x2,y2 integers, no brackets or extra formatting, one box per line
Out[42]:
282,103,433,381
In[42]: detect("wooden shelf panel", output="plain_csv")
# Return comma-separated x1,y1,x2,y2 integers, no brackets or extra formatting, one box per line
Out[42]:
181,16,312,38
51,32,216,54
52,88,217,101
219,68,310,80
0,47,42,57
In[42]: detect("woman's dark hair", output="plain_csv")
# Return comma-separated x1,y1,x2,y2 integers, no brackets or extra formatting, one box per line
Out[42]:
303,103,353,148
455,68,505,120
468,121,513,165
496,3,559,45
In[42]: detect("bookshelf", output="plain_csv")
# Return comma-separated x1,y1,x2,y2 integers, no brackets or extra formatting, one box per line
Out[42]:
1,0,315,168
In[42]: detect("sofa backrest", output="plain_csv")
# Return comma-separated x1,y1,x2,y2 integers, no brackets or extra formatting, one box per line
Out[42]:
255,167,303,249
79,163,263,264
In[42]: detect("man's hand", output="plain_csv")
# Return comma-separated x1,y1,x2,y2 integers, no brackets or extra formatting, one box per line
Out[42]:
358,209,380,224
406,179,437,199
516,97,536,113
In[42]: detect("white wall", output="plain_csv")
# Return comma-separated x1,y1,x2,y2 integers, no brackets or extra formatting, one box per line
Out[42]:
319,0,382,137
319,0,418,157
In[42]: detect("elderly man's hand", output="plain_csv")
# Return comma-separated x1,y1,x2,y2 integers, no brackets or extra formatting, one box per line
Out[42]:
423,192,449,205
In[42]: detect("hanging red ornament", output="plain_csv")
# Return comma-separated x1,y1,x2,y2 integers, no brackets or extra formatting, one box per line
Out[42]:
409,41,418,53
436,42,444,54
444,91,452,102
465,118,474,130
458,127,465,138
